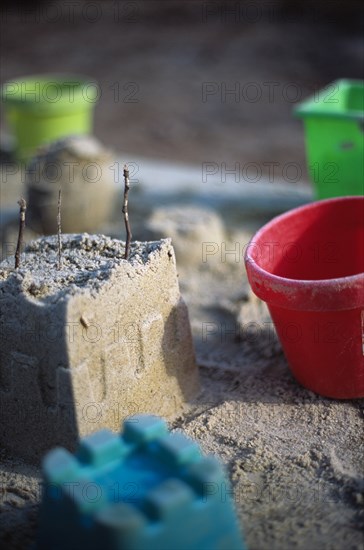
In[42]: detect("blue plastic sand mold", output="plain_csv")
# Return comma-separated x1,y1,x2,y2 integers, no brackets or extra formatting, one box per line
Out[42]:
38,414,245,550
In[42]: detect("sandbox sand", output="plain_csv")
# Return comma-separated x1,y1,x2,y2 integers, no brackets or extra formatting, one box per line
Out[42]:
1,226,363,549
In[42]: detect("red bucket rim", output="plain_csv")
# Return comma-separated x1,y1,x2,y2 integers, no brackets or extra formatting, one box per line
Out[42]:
244,196,364,311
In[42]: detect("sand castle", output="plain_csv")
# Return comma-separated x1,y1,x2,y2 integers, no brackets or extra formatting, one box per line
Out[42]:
0,234,199,462
26,136,116,234
145,206,226,267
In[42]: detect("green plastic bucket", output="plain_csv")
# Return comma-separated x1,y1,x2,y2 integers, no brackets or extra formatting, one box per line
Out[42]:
2,75,99,161
294,79,364,198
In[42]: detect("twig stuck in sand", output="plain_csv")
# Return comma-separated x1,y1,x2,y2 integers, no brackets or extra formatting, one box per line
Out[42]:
122,164,132,260
15,198,27,269
57,188,62,270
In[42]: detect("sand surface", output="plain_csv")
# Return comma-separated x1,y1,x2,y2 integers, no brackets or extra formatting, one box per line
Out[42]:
1,227,363,549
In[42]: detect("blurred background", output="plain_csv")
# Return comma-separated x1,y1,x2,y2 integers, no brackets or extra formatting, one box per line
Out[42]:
1,0,363,170
0,0,363,249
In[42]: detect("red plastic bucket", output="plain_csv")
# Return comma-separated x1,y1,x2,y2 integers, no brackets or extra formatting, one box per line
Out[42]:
245,196,364,399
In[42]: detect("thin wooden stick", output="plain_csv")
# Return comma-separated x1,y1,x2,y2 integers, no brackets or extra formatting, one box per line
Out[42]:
15,198,26,269
122,164,132,260
57,188,62,270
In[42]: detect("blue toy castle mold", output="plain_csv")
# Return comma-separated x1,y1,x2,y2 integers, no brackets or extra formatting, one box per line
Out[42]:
38,414,245,550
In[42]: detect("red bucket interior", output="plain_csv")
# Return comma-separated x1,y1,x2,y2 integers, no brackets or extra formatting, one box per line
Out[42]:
253,198,364,281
